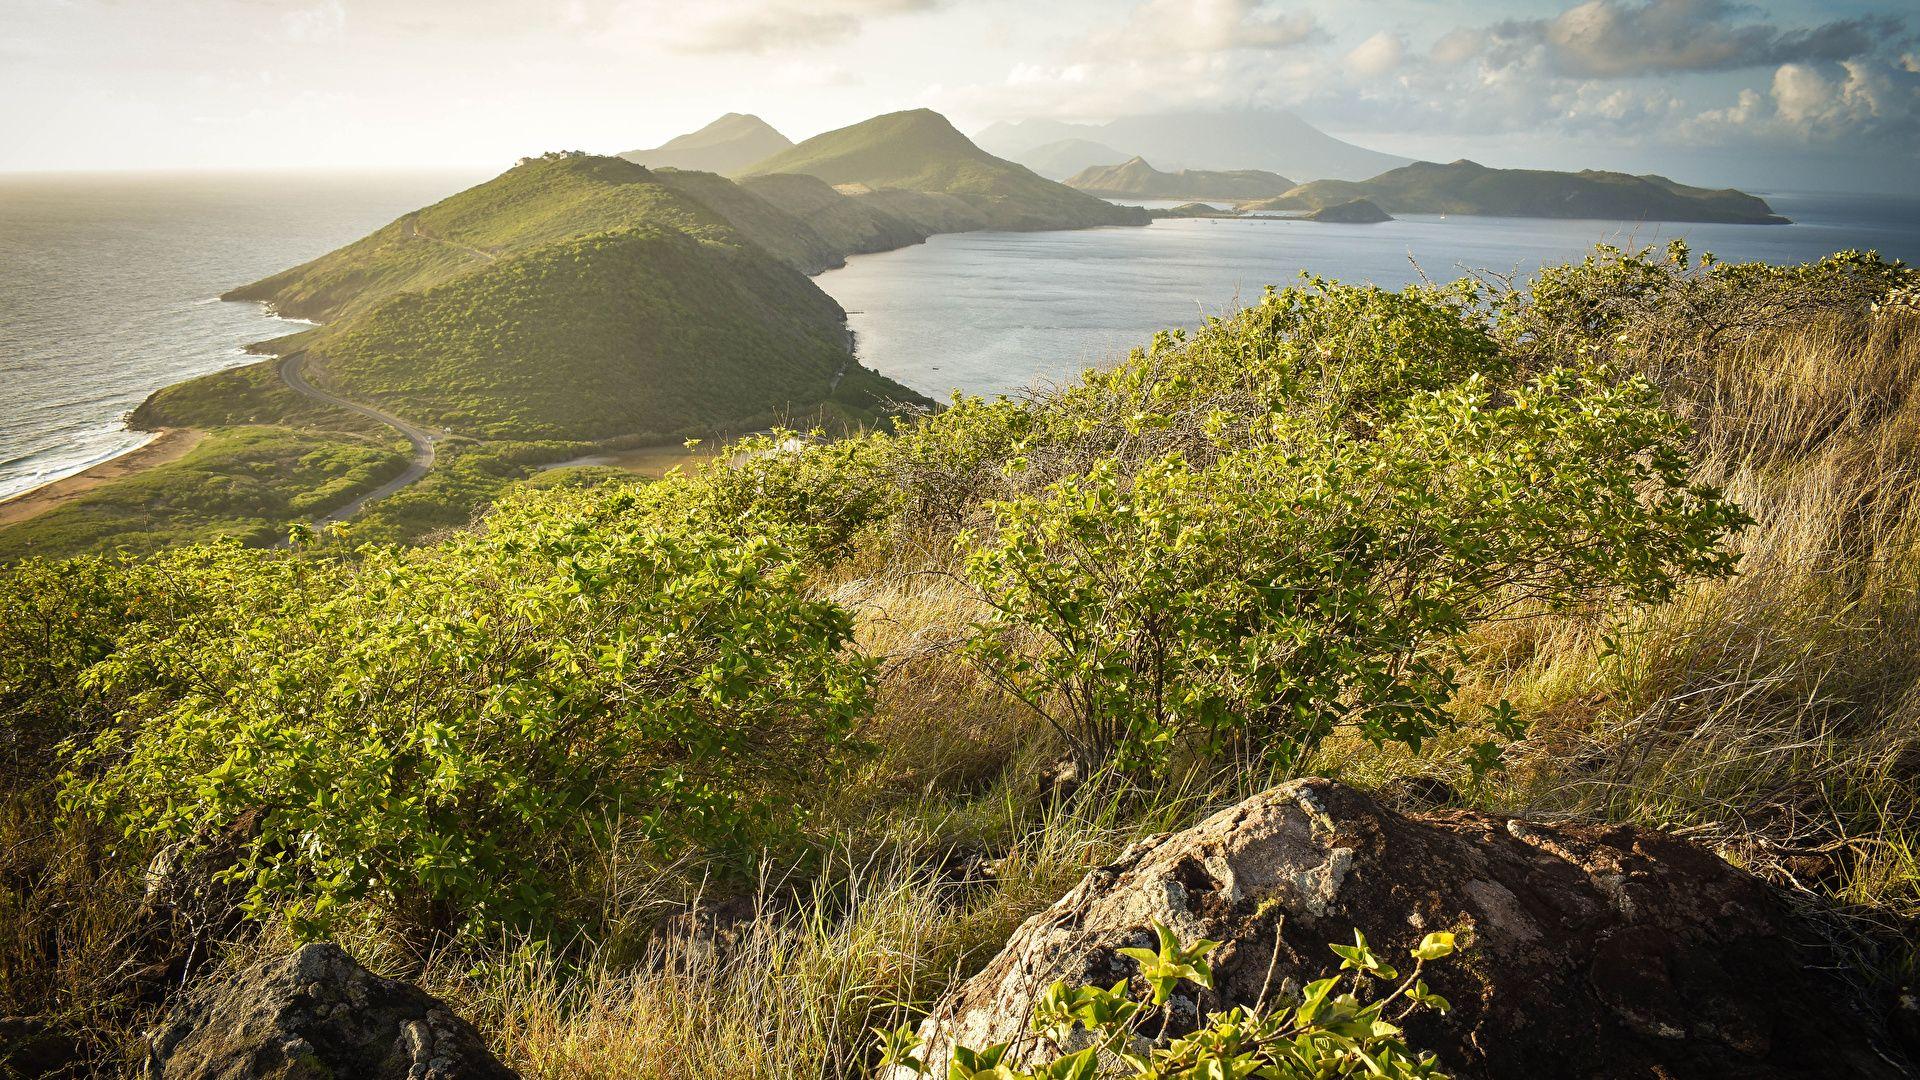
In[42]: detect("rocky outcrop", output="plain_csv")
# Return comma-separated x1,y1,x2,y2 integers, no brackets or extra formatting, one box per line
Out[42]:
911,779,1912,1079
143,943,516,1080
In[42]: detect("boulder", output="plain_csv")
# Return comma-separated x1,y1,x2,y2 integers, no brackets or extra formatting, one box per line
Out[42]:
142,943,516,1080
911,778,1913,1079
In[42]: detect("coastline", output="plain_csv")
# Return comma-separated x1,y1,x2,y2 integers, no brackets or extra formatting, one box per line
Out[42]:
0,428,206,528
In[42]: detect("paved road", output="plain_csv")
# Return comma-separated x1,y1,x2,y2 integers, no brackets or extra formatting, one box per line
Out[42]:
277,352,438,523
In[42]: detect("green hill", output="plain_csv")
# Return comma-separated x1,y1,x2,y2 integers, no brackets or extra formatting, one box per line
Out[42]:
620,112,794,175
1241,159,1787,224
1064,156,1294,199
223,153,752,321
312,224,898,441
739,173,934,256
741,109,1146,230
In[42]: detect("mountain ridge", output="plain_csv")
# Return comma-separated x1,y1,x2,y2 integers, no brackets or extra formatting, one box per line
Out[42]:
742,109,1146,231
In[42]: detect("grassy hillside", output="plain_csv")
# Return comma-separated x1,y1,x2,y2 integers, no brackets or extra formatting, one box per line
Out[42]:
646,167,847,273
314,224,917,440
620,112,794,175
743,109,1147,230
224,154,745,321
1245,159,1788,223
739,172,933,255
1064,156,1294,198
0,426,409,561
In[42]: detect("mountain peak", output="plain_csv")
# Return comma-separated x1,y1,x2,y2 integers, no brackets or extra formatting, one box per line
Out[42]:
621,114,794,176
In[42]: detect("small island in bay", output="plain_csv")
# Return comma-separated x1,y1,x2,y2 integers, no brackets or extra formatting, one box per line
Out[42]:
1063,156,1296,200
1239,158,1787,224
1302,197,1394,223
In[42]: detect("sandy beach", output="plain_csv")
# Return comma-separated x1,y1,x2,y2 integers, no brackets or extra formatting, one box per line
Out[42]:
0,428,205,528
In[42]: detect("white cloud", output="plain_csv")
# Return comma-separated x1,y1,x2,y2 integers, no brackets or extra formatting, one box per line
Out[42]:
1345,32,1405,78
667,0,942,54
1091,0,1321,59
282,1,345,43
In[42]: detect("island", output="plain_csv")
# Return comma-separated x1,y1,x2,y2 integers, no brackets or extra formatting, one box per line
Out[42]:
1239,159,1787,224
1064,156,1295,200
1302,198,1393,223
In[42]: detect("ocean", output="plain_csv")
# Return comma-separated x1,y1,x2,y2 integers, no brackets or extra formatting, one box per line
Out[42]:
0,170,483,501
1,175,1915,502
817,191,1920,398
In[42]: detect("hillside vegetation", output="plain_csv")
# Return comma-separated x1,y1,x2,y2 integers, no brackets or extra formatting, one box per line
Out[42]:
4,246,1916,1077
1064,156,1294,198
225,155,749,322
317,225,883,440
743,109,1148,230
1244,158,1788,223
620,112,793,175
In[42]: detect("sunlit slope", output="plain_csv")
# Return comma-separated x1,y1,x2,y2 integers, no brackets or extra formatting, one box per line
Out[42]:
224,155,747,321
742,109,1148,230
621,112,794,175
1245,159,1787,223
313,224,919,441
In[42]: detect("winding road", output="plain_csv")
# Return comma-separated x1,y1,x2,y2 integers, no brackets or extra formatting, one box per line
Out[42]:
277,352,439,523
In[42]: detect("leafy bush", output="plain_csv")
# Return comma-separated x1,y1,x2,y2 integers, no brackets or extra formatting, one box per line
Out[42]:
61,487,877,937
962,367,1746,778
877,923,1460,1079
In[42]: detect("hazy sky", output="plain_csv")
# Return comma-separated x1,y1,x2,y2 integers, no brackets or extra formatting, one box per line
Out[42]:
3,0,1916,191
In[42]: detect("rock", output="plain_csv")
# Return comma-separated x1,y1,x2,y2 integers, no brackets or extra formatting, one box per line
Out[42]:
910,778,1913,1079
142,943,516,1080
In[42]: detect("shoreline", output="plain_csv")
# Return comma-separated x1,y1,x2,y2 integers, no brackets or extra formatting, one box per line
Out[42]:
0,428,206,528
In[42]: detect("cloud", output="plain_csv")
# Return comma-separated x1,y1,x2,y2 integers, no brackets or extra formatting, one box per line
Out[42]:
282,1,346,43
1345,32,1405,78
1480,0,1897,79
1091,0,1322,59
669,0,941,54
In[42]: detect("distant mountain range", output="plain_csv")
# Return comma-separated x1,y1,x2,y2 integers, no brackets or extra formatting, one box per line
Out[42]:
1240,159,1787,225
620,112,793,175
976,110,1410,182
1064,157,1295,200
741,109,1143,231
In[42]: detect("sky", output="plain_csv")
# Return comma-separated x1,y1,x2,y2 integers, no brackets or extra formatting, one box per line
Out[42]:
2,0,1916,192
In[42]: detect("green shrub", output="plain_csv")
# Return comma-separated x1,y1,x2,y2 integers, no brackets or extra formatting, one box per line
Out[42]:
962,370,1746,777
877,923,1460,1079
61,486,877,938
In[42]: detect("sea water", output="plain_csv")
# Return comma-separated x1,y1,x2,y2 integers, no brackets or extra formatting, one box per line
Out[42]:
817,191,1920,397
0,170,482,501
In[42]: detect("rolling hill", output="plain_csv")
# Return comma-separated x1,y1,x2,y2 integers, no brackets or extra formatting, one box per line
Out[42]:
741,109,1145,231
223,153,749,322
620,112,794,175
217,152,929,443
1064,157,1294,199
1239,159,1788,224
314,225,885,441
977,110,1409,182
